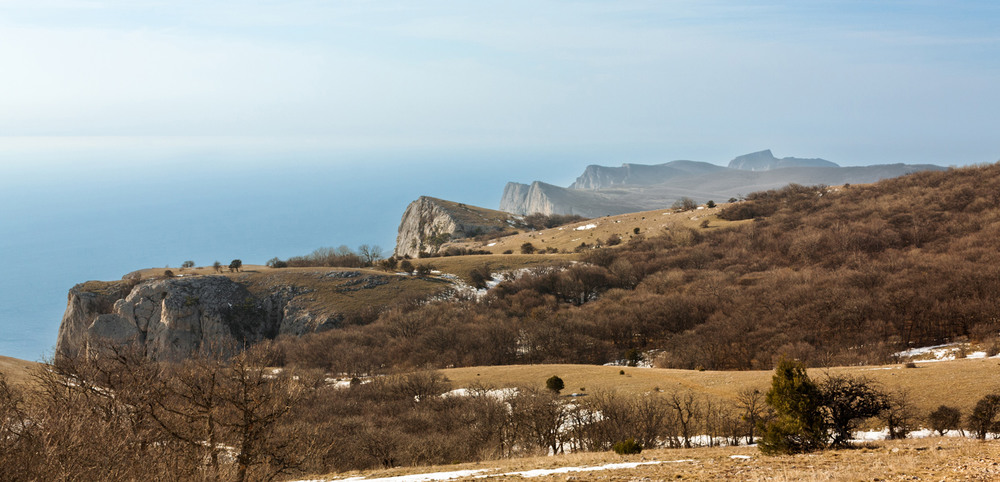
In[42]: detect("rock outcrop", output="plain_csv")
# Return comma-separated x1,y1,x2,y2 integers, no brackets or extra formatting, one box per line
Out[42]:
395,196,522,258
57,276,276,361
499,150,945,216
56,280,137,359
56,269,428,362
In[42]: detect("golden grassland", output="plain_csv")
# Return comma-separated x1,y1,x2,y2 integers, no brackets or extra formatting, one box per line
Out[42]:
442,204,747,255
0,355,38,387
440,357,1000,416
418,254,579,283
317,437,1000,481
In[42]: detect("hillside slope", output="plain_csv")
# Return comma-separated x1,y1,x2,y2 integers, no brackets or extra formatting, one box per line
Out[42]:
276,162,1000,374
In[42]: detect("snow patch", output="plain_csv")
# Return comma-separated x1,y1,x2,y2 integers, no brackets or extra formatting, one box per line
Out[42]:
442,387,518,400
293,460,696,482
892,342,1000,363
310,469,487,482
486,242,497,247
574,223,597,231
895,343,955,358
501,460,669,478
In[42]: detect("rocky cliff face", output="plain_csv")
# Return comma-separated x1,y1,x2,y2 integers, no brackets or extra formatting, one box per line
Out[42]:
55,269,419,362
56,280,137,359
499,182,558,215
57,276,279,361
395,196,522,258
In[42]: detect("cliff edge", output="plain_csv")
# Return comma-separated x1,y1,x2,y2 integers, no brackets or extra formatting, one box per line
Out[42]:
56,268,449,361
394,196,522,258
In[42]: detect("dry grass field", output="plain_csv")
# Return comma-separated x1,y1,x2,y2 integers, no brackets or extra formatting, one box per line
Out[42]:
312,437,1000,481
0,355,39,387
420,254,579,283
441,357,1000,416
442,204,746,255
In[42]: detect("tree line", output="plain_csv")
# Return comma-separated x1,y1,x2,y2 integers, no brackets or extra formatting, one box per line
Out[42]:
7,346,1000,480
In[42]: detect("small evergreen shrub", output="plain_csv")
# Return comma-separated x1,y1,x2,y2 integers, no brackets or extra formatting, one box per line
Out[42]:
545,375,564,394
613,438,642,455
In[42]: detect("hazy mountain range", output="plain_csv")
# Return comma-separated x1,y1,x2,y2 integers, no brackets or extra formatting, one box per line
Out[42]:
500,150,945,217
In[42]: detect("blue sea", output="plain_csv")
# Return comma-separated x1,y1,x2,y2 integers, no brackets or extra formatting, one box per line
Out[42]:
0,143,644,361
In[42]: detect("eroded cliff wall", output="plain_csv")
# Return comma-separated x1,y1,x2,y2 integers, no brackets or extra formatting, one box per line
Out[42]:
55,270,414,361
394,196,521,258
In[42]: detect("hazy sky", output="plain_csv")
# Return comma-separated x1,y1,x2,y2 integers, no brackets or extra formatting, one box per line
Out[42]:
1,1,999,361
1,0,998,165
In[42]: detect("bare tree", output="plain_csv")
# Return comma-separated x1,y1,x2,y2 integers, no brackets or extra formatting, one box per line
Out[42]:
509,387,567,455
358,244,384,267
736,387,768,444
668,391,700,448
216,346,316,482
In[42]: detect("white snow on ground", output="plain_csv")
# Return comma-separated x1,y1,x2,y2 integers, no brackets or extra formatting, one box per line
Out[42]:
441,387,518,400
729,455,752,460
894,343,997,363
497,460,675,478
486,242,497,247
325,379,352,389
298,461,696,482
853,429,969,442
574,223,597,231
895,343,955,359
304,469,487,482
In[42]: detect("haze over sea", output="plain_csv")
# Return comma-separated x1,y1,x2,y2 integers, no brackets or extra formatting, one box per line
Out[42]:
3,1,999,361
0,141,632,361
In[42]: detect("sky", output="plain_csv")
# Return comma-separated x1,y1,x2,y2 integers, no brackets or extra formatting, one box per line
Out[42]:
0,0,998,166
1,1,999,361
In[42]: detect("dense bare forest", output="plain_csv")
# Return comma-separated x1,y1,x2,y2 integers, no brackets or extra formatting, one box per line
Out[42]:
279,163,1000,372
0,343,769,479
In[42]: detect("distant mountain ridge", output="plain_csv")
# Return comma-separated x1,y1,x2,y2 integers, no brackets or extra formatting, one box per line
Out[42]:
500,150,944,216
727,149,839,171
569,160,726,190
